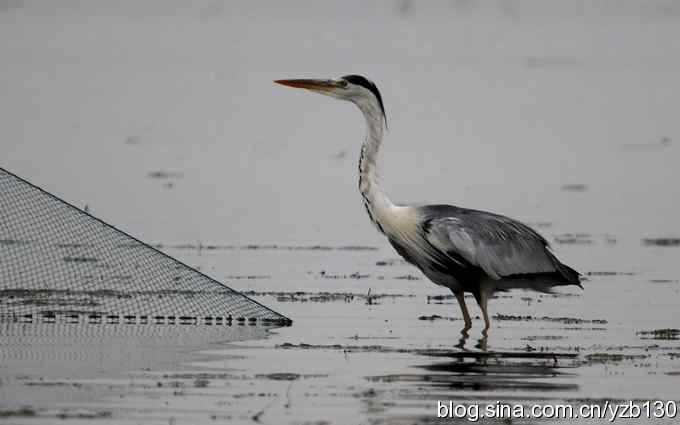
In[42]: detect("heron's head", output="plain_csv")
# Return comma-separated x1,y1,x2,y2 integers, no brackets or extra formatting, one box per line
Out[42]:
275,74,386,127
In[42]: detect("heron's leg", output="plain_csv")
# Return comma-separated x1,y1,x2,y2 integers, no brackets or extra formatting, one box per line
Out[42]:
479,290,491,336
454,292,472,332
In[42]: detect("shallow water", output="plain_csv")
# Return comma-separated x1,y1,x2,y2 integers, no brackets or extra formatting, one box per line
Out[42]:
2,243,679,424
2,1,680,424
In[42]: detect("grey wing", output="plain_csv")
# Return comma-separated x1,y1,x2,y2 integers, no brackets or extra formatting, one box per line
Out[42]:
421,206,578,281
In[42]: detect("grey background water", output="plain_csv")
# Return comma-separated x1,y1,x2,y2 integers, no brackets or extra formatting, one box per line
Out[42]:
1,1,679,424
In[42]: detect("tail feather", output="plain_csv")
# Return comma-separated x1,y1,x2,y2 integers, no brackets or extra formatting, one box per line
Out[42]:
496,271,581,294
546,251,582,286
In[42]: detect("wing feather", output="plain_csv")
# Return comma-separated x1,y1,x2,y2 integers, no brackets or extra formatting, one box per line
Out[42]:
422,206,562,280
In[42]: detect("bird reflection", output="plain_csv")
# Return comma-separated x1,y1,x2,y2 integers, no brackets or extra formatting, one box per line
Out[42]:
366,349,579,393
475,334,488,351
455,329,488,351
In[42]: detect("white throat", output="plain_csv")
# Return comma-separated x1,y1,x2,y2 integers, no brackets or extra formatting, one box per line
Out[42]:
356,97,394,234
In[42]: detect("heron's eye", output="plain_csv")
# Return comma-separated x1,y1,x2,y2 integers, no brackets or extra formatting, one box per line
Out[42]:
339,80,348,88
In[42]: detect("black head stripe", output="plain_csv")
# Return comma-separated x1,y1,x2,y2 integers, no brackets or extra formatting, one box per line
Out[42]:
342,74,387,126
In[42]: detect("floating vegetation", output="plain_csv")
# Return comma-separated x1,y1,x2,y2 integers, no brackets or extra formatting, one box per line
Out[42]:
165,243,379,252
254,373,326,381
255,373,301,381
417,314,459,321
586,271,635,276
243,290,414,303
643,238,680,247
337,246,380,251
244,244,331,251
394,274,420,281
554,233,593,245
375,258,405,266
0,408,36,418
522,335,568,341
637,329,680,340
418,315,441,321
0,398,108,419
225,275,270,280
426,294,455,303
585,353,648,363
319,271,369,280
193,379,210,388
493,314,608,325
161,372,238,380
163,242,233,251
24,381,84,387
55,410,112,420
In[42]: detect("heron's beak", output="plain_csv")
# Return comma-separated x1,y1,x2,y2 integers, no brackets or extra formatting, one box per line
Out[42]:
274,78,342,94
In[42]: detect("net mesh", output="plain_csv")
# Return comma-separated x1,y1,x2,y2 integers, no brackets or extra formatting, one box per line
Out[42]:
0,167,290,326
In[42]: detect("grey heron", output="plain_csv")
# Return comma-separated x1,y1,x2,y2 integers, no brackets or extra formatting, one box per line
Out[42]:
275,75,582,335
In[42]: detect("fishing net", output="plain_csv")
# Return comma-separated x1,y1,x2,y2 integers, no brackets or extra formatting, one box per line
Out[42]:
0,167,290,327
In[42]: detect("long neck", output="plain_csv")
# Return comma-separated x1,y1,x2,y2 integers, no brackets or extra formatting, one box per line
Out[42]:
357,99,393,234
